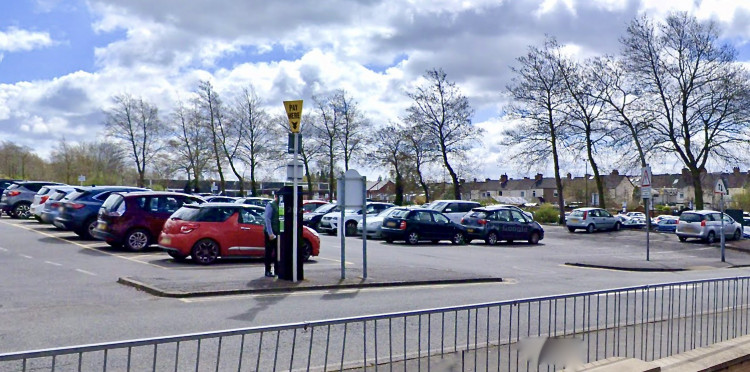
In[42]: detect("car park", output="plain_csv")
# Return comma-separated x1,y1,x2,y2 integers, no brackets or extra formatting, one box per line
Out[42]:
318,202,394,236
302,200,328,214
381,207,467,245
302,203,339,232
92,191,204,251
566,207,621,233
30,185,75,221
676,210,743,243
235,197,273,207
461,205,544,245
158,203,320,264
53,186,148,239
1,181,64,219
427,200,481,224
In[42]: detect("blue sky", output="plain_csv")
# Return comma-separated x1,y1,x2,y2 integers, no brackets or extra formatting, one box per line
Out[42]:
2,0,750,182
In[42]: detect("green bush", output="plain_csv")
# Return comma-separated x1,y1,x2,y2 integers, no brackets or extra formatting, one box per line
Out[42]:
533,203,560,224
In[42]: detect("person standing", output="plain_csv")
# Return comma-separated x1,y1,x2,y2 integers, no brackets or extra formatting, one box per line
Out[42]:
263,193,280,277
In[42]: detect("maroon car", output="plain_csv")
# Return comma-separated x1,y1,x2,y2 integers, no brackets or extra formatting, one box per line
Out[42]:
92,191,204,251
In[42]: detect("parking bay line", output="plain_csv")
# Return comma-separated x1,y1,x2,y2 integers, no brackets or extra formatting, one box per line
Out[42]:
45,261,63,266
19,254,33,259
0,246,8,252
0,219,168,271
75,269,97,276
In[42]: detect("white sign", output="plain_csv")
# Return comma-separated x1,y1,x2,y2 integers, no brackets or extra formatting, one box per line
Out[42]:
641,188,651,199
286,160,304,181
640,166,652,199
714,178,729,196
337,169,365,208
77,175,86,182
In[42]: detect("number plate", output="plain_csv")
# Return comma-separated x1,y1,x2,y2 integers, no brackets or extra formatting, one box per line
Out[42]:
386,221,397,227
160,236,171,245
97,222,107,230
467,228,474,233
569,218,579,223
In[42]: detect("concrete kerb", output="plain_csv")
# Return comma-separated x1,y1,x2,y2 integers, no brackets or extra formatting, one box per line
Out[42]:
117,276,504,298
564,262,686,272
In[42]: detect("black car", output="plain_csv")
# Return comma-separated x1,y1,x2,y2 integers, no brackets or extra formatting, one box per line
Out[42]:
302,203,340,232
380,207,467,245
461,206,544,245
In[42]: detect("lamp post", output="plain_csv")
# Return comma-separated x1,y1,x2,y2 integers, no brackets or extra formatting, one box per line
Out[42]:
584,159,588,207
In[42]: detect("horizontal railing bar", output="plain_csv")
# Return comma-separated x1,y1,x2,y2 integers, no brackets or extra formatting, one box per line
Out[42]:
1,275,747,362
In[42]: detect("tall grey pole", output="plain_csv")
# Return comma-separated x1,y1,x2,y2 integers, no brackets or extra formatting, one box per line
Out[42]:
721,195,726,262
646,197,650,261
292,133,299,282
362,176,367,279
340,177,346,279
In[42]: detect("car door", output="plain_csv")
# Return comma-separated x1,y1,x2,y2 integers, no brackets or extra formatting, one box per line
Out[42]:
599,209,615,229
722,214,736,236
494,210,513,240
409,211,434,239
509,210,530,240
231,207,266,256
431,212,453,240
145,196,173,235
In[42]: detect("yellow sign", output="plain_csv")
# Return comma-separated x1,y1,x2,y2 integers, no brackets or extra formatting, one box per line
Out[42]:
283,100,303,133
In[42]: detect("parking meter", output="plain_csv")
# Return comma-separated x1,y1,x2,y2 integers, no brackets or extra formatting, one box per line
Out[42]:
276,186,304,281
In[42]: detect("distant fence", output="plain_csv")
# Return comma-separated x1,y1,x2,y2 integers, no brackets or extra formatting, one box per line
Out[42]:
3,276,750,371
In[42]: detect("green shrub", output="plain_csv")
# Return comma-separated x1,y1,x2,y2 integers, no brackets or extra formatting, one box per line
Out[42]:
533,203,560,224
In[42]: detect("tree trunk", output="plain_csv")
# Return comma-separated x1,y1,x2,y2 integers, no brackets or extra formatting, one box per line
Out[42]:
250,159,257,197
394,171,404,206
328,150,335,202
416,164,430,203
691,167,705,210
549,116,565,225
440,149,460,200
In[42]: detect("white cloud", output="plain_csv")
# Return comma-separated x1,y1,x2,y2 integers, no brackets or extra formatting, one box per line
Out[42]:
0,27,54,52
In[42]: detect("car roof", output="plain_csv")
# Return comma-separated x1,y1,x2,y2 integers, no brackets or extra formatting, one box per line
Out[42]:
475,204,520,211
19,181,63,186
431,199,478,203
75,186,148,192
683,210,719,215
119,191,199,198
200,202,264,208
573,207,602,211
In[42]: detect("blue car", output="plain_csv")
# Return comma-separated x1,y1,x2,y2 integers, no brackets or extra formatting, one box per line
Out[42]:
53,186,147,240
655,218,678,233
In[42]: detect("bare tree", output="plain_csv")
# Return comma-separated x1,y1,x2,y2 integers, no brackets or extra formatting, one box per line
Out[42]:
504,37,569,224
311,93,341,201
332,90,368,170
195,81,228,194
405,125,437,203
557,56,610,208
103,93,165,187
622,12,750,209
368,122,409,205
406,68,479,200
233,87,273,196
170,97,212,192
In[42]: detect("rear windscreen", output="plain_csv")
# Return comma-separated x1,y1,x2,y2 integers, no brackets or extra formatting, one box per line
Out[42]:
67,191,88,201
38,187,50,195
390,209,411,219
171,206,201,221
466,211,489,219
6,184,18,190
680,213,703,222
50,191,67,201
570,210,584,217
102,194,124,211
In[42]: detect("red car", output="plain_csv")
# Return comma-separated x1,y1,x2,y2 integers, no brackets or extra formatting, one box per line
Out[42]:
158,203,320,265
302,200,327,214
93,191,205,251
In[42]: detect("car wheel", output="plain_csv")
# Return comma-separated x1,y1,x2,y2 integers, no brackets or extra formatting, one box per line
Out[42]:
168,251,188,261
124,229,151,252
431,240,440,244
385,238,394,244
678,236,687,242
734,229,742,241
528,232,540,244
452,232,465,245
81,218,98,240
586,224,595,234
345,221,357,236
106,241,123,249
567,227,576,233
302,239,313,262
613,222,621,232
407,232,419,245
192,239,219,265
11,202,31,219
706,231,716,244
486,231,498,245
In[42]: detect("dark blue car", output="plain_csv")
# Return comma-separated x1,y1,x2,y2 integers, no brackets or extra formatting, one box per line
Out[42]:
655,218,678,233
53,186,147,240
461,205,544,245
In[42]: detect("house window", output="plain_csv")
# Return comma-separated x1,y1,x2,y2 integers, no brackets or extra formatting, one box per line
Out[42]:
499,191,503,196
553,190,558,197
521,191,525,197
679,193,684,199
532,190,536,197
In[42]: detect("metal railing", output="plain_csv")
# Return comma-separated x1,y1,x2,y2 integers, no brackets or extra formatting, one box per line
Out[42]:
3,276,750,371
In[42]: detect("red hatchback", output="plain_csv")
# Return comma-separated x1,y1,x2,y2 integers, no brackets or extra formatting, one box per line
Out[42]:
158,203,320,265
93,191,205,251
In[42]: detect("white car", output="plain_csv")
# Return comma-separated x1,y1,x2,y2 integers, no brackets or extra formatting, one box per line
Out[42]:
676,210,743,243
318,202,395,236
31,185,75,221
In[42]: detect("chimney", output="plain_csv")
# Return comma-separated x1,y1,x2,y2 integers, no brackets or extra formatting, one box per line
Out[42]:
485,178,491,182
535,173,543,182
523,176,530,180
733,167,740,175
611,169,619,176
473,178,477,183
500,174,508,183
567,173,572,180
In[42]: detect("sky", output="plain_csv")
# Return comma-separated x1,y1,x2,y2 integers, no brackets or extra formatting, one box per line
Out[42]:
2,0,750,182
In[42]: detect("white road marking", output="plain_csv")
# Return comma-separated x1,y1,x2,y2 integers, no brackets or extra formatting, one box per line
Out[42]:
75,269,97,276
0,247,8,252
45,261,63,266
19,254,33,259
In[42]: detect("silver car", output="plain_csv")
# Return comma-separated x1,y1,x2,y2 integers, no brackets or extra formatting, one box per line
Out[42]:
676,210,743,243
566,207,621,233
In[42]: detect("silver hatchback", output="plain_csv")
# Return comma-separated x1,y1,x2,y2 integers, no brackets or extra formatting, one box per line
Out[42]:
676,210,743,243
566,207,621,233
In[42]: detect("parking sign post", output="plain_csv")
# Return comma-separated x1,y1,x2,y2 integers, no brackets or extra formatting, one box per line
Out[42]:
715,178,729,262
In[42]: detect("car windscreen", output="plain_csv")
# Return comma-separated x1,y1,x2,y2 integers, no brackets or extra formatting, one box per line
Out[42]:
390,209,411,219
377,207,397,216
102,194,124,211
429,202,447,211
315,204,336,213
680,213,703,222
171,206,202,221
